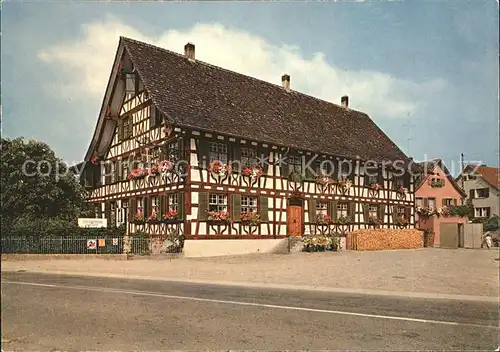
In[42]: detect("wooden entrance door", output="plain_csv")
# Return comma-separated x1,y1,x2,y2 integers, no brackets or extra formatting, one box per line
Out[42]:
287,205,303,236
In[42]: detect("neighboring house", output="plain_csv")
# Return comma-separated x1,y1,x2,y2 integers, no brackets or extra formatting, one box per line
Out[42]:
414,159,468,247
456,165,500,219
74,37,415,254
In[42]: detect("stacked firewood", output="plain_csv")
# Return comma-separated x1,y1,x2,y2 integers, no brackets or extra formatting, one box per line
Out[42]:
351,228,424,251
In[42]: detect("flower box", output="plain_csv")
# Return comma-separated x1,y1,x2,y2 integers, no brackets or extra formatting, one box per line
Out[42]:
315,176,334,186
133,220,146,225
370,183,383,191
241,212,261,226
241,166,263,181
128,168,148,180
208,160,231,178
429,178,445,188
336,216,350,224
161,219,181,224
162,209,178,222
316,213,334,225
207,220,230,226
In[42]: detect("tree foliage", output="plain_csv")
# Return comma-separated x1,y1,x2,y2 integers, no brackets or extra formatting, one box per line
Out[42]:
1,137,91,235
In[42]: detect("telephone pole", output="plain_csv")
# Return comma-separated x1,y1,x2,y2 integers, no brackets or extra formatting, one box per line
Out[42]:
460,153,465,189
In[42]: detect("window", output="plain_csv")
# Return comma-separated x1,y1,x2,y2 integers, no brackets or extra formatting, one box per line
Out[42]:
110,162,116,183
122,162,130,180
287,155,303,175
167,141,181,161
397,206,406,216
125,73,135,97
119,200,129,224
466,174,477,180
316,201,328,215
443,198,457,206
337,202,348,218
123,117,131,139
416,198,423,208
394,176,404,188
209,193,227,212
475,207,491,218
315,160,333,177
209,142,228,164
241,147,258,167
369,205,378,218
477,188,489,198
427,198,436,210
339,161,352,180
366,171,379,185
150,107,162,129
168,193,179,211
136,197,144,214
151,196,159,213
241,196,258,214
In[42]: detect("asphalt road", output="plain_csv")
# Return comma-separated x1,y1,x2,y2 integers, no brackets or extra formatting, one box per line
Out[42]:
1,271,498,351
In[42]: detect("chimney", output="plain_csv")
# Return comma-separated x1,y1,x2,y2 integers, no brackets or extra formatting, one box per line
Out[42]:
341,95,349,108
184,43,195,60
282,74,290,91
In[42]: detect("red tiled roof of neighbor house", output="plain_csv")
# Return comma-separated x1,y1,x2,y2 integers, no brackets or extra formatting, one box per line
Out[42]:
474,166,500,190
120,37,410,164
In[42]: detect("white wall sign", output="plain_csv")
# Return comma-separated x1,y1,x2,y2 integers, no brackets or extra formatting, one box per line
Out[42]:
78,218,107,228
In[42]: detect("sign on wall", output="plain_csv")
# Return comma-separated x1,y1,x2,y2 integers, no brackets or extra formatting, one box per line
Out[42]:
78,218,107,228
87,239,97,250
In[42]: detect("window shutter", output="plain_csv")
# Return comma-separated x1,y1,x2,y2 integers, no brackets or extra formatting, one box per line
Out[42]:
114,160,120,182
404,206,411,219
178,192,185,220
127,117,133,138
97,203,103,218
144,197,150,218
349,201,356,222
198,192,209,220
442,198,447,206
118,119,124,142
159,194,166,216
349,161,356,181
231,146,241,172
453,198,457,206
150,107,157,129
259,196,269,222
305,158,315,180
231,194,241,220
197,138,209,166
129,199,136,222
391,205,398,223
280,156,290,178
423,198,429,207
363,203,369,222
104,201,111,227
469,189,474,199
307,199,317,224
377,169,383,185
403,172,410,188
262,151,270,176
377,204,385,222
329,200,338,220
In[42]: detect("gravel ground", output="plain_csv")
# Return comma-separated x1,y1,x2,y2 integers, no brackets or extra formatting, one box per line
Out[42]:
2,248,499,297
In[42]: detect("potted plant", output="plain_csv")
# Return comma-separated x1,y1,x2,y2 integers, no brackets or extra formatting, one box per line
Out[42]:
241,166,263,181
207,210,231,224
148,162,161,176
416,206,435,217
370,183,383,191
147,210,161,223
241,212,261,226
368,216,382,227
133,211,145,225
337,178,352,190
396,185,407,195
336,215,350,224
395,216,409,227
208,160,231,178
316,213,334,225
315,175,334,187
162,209,178,223
127,168,148,181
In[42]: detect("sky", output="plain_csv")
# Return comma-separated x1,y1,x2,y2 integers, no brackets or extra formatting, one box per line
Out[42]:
2,1,499,175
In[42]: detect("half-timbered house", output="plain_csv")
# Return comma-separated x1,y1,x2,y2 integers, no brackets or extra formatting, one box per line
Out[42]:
76,37,416,255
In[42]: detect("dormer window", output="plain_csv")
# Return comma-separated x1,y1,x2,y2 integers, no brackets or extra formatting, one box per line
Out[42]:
125,73,135,98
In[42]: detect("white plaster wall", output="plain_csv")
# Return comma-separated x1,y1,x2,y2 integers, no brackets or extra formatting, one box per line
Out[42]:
184,239,285,257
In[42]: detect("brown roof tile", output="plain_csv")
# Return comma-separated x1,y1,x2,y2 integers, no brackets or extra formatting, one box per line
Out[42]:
474,166,500,190
122,37,409,163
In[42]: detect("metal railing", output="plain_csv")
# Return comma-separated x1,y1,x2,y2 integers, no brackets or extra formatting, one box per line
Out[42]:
1,236,124,254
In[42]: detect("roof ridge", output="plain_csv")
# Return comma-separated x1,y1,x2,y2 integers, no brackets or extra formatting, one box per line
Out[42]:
120,36,369,117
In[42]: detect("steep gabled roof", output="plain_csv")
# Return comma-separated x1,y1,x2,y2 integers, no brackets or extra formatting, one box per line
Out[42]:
459,165,500,191
415,159,467,198
116,37,409,164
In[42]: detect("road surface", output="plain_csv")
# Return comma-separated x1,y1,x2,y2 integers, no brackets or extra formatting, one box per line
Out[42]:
2,271,498,350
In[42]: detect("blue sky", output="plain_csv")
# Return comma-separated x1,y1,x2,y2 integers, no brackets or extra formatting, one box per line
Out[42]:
2,1,498,174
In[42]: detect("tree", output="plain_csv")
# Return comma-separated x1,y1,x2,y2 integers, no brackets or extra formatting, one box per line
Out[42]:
1,137,90,234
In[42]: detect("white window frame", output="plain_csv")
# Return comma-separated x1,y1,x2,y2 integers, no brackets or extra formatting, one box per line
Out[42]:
368,205,378,218
137,197,144,214
428,198,436,210
241,147,258,167
209,142,228,164
475,207,490,218
316,201,328,215
168,193,179,211
416,198,423,208
241,196,258,214
151,196,159,213
337,202,348,218
397,206,406,216
209,193,228,212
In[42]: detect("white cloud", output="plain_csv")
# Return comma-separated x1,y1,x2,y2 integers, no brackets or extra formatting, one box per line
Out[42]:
37,17,447,119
